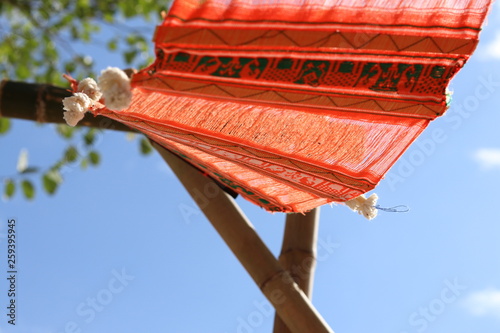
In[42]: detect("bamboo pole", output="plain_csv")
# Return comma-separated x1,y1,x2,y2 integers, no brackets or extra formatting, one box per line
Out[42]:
0,80,132,132
281,210,319,295
153,142,334,333
273,209,319,333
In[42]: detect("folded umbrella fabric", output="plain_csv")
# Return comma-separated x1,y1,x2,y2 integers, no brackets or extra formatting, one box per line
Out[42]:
65,0,493,213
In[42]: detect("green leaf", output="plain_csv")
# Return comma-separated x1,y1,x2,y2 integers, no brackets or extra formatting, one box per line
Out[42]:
64,146,79,163
88,151,100,166
70,25,79,39
60,14,73,27
52,160,65,170
21,180,35,200
42,175,57,195
80,158,89,170
4,179,15,199
123,50,137,65
15,65,30,80
42,170,62,195
49,169,63,184
103,12,114,23
140,137,153,155
20,167,39,174
0,118,11,135
56,124,76,139
64,61,77,73
83,129,97,146
107,39,118,51
126,35,137,45
120,2,136,17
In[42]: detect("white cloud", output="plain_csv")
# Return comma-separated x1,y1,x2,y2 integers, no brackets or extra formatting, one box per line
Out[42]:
462,289,500,318
473,148,500,170
479,31,500,60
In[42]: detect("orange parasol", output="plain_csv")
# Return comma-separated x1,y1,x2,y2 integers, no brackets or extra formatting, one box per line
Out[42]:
62,0,493,216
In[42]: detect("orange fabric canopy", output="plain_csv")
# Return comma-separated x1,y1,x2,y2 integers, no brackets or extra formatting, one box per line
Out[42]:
94,0,492,212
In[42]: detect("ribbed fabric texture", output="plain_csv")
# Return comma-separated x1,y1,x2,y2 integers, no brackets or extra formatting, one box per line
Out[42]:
95,0,492,212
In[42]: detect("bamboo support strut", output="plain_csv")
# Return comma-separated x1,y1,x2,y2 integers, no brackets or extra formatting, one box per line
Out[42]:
273,209,320,333
154,142,334,333
281,210,320,295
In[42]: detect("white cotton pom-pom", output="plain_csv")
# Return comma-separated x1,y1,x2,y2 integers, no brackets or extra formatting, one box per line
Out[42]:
63,110,85,127
359,194,378,220
97,67,132,111
62,93,92,127
62,92,92,113
78,78,102,102
345,193,378,220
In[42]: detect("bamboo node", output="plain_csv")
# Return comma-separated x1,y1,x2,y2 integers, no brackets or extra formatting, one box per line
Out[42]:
280,248,315,258
259,269,295,292
36,84,48,123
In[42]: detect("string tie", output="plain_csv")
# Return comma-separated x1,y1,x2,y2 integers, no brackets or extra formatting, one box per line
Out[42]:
374,205,410,213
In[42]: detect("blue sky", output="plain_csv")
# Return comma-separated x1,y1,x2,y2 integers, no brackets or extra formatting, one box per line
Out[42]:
1,3,500,333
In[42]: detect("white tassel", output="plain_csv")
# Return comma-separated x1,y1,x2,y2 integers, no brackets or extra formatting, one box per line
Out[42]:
97,67,132,111
63,110,85,127
77,78,102,102
62,92,93,127
62,92,92,113
345,193,378,220
61,68,132,126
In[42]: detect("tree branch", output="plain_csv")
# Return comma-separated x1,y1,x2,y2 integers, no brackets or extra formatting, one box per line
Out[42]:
0,80,133,132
